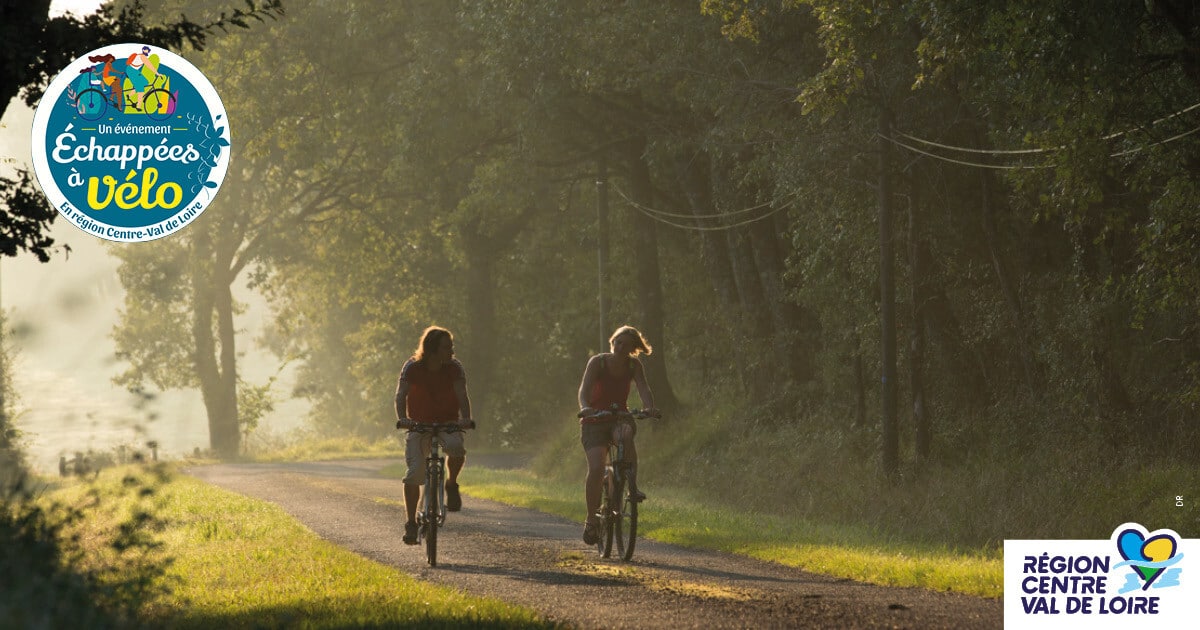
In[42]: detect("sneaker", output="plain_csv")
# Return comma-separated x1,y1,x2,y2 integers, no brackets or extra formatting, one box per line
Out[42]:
583,518,601,545
403,521,419,545
446,482,462,512
630,489,646,503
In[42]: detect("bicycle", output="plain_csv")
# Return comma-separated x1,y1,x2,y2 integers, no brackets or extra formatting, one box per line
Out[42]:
580,407,658,561
396,420,474,567
74,65,175,122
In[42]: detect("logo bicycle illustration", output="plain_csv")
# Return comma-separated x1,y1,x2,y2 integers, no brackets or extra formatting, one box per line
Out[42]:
31,44,229,243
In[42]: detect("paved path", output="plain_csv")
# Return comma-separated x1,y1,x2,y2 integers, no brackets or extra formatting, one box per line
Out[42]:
187,459,1002,629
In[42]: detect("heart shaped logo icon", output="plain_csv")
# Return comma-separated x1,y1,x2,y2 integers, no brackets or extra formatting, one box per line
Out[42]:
1116,526,1179,589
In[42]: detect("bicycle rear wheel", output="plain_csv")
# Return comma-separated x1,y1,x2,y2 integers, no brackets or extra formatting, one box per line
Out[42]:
76,88,107,120
613,469,638,561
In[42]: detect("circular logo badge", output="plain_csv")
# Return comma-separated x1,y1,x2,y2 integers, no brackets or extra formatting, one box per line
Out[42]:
31,44,229,243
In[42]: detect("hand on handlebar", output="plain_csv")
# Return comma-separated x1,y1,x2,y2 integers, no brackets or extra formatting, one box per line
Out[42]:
578,406,661,420
396,418,476,431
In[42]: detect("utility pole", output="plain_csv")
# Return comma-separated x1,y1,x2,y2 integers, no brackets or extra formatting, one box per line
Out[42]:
878,106,899,480
596,159,610,348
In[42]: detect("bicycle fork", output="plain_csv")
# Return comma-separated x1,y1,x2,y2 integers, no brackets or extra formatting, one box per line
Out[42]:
418,456,445,539
602,444,625,519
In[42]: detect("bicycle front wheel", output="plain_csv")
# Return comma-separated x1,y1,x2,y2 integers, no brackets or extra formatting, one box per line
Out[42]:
613,472,638,561
598,466,615,557
424,475,439,566
143,88,175,120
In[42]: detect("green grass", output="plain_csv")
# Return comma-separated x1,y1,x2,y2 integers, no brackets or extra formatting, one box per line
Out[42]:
246,434,401,463
398,465,1003,598
47,465,555,629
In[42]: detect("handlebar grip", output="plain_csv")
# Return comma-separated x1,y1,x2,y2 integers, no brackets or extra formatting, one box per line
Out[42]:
397,420,474,431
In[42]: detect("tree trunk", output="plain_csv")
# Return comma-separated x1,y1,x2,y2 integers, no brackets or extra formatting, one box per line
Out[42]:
908,176,931,464
623,138,678,410
213,273,240,457
191,227,240,459
1090,307,1136,454
462,230,497,422
749,214,817,384
973,131,1038,393
597,159,612,348
854,342,868,429
674,149,739,307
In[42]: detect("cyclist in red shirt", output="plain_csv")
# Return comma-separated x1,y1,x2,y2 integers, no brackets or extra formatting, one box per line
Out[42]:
577,325,659,545
394,326,474,545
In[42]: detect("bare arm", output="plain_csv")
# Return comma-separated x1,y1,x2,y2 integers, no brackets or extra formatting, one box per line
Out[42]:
632,359,657,414
394,379,409,420
454,376,473,424
578,354,603,411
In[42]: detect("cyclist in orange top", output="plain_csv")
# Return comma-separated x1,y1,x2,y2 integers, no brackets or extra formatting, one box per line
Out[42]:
394,326,474,545
577,325,659,545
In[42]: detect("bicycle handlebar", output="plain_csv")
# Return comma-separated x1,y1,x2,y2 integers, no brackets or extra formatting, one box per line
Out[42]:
577,408,660,421
396,419,476,432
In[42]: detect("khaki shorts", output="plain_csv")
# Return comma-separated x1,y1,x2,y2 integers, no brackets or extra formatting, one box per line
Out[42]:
403,429,466,485
580,420,636,450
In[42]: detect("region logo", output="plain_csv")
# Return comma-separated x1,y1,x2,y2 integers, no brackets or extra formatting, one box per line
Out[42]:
31,44,229,242
1114,524,1182,592
1004,522,1195,629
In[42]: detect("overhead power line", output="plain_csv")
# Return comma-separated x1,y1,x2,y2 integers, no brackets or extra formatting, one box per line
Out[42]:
896,100,1200,157
897,133,1055,155
885,121,1200,169
1109,124,1200,157
882,134,1054,170
612,184,797,231
892,98,1200,166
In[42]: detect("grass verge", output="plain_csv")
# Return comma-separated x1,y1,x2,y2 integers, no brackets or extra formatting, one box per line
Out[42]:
412,465,1003,599
47,465,555,629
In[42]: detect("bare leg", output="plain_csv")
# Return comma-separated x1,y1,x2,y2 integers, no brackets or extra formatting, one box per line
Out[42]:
403,482,420,523
615,423,643,500
447,455,465,484
584,445,608,521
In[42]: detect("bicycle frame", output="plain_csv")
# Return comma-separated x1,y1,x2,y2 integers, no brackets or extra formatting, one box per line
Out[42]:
581,407,656,561
402,421,472,567
419,437,447,530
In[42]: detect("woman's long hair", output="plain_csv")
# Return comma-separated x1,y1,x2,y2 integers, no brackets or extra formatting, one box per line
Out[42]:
413,326,453,362
609,325,652,356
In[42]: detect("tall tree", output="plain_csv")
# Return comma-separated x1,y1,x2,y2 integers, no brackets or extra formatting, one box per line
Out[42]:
111,0,367,457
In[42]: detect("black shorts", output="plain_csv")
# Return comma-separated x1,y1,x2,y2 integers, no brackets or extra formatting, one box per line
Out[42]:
580,420,636,450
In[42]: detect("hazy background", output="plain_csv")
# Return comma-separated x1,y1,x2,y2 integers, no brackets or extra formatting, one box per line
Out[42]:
0,0,306,473
1,0,1196,546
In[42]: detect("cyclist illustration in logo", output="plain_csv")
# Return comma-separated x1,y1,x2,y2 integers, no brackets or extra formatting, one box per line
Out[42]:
70,45,177,121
